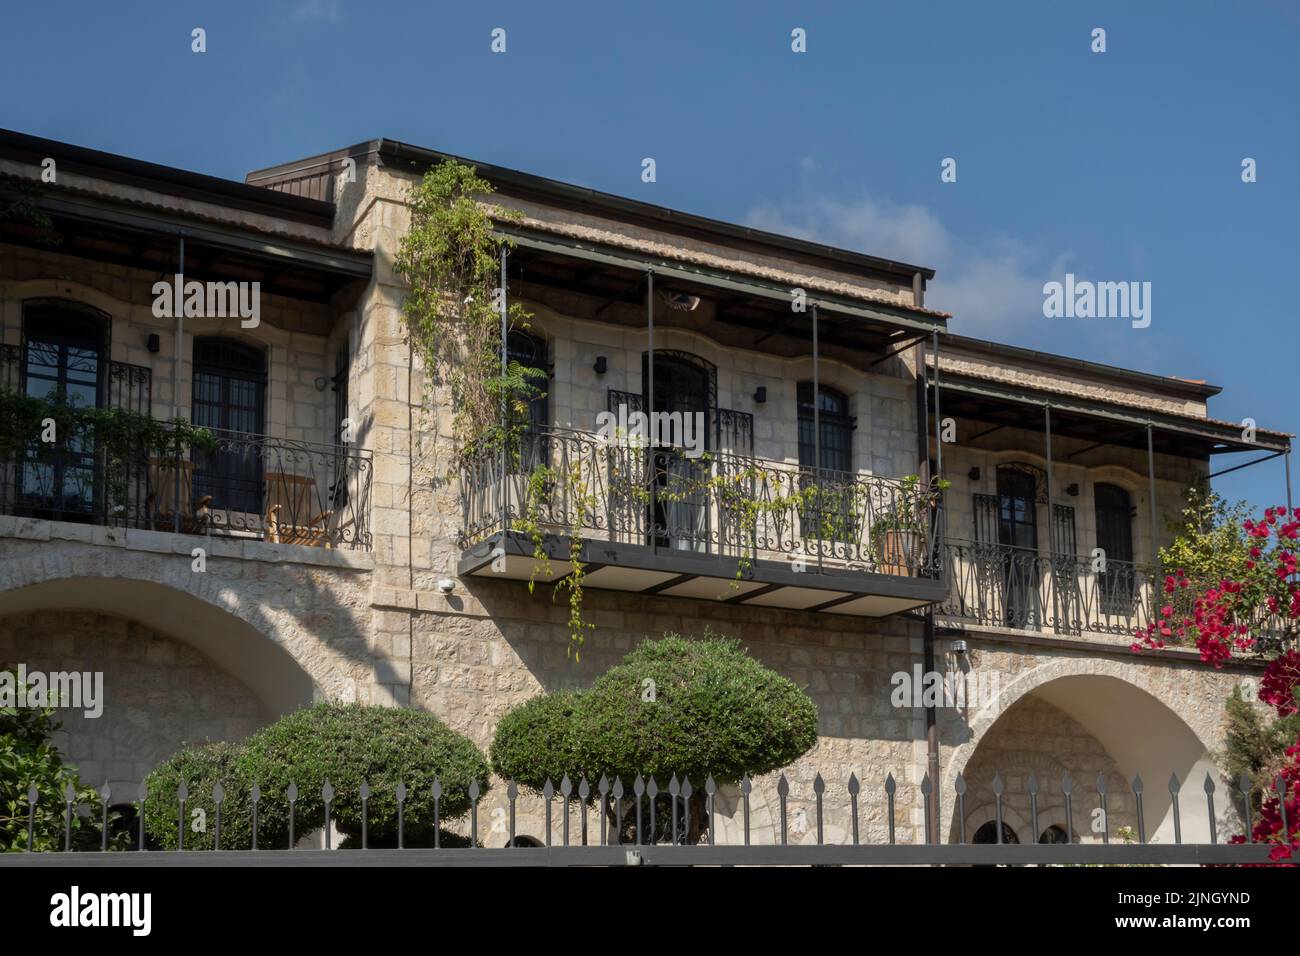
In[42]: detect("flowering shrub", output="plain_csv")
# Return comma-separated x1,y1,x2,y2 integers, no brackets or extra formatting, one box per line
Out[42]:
1131,506,1298,665
1133,505,1300,861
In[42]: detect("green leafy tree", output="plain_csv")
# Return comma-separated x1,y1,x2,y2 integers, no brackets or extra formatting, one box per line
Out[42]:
0,670,100,852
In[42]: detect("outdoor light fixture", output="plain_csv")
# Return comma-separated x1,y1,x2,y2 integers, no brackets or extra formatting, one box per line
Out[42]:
1066,483,1080,497
951,639,969,655
146,333,160,353
437,578,456,594
753,386,767,404
593,356,607,375
968,467,981,481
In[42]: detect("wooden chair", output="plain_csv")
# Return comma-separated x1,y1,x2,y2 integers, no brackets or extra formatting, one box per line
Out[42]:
147,458,212,533
263,472,334,548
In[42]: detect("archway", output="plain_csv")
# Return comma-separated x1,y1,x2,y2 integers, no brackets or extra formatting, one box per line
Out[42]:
946,671,1224,845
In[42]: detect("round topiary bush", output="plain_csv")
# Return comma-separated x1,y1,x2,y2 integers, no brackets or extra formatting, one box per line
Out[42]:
490,631,818,788
489,690,588,791
143,741,251,850
144,703,490,849
235,702,491,848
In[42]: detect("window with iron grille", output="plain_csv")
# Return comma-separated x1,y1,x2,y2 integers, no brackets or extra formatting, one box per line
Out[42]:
17,302,110,521
191,337,266,514
797,383,855,543
796,382,853,475
1094,483,1136,615
507,329,548,472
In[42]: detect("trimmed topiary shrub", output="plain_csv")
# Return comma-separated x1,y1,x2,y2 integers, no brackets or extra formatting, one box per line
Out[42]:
144,702,491,849
143,741,250,850
491,631,818,787
489,690,588,791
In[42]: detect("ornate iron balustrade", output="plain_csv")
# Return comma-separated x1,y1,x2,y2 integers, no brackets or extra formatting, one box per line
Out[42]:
937,538,1290,649
0,418,372,550
458,425,941,577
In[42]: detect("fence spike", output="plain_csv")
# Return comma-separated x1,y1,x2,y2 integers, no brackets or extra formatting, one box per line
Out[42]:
847,773,860,796
1026,773,1039,796
884,773,896,796
359,780,370,800
321,779,333,803
431,777,442,800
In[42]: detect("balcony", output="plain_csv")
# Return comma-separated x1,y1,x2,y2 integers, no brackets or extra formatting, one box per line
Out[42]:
1,420,373,551
936,539,1289,650
457,426,948,617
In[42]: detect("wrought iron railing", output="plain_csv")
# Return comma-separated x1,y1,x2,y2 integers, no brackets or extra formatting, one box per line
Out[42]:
0,764,1281,864
937,538,1290,649
1,421,372,550
459,425,941,577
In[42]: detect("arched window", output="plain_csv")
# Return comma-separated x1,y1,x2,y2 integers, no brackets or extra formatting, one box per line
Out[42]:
18,301,111,520
797,383,853,475
506,329,548,431
192,338,266,514
972,820,1020,844
1039,824,1070,844
1094,483,1136,615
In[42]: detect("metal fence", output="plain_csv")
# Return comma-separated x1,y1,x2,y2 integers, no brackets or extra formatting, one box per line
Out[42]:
3,767,1287,866
459,425,942,578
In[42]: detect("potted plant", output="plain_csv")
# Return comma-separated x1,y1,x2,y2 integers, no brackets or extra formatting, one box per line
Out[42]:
872,475,944,576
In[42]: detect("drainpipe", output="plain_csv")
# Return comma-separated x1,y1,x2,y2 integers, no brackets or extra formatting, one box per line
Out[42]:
924,611,940,843
915,332,941,844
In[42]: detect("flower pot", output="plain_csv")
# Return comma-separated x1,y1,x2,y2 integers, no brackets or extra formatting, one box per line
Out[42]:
878,529,922,576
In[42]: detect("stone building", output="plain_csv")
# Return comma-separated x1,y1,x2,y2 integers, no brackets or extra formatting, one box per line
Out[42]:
0,128,1290,847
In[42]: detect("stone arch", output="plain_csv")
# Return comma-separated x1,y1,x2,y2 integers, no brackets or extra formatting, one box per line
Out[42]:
942,655,1228,844
0,567,319,716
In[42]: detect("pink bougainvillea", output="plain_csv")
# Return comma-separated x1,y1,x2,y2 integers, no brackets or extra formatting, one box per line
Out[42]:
1135,508,1299,861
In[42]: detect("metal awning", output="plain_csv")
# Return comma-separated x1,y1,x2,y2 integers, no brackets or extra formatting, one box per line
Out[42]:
928,369,1290,457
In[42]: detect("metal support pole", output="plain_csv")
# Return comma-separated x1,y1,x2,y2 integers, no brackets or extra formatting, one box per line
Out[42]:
500,246,509,535
1044,403,1053,543
812,304,821,475
647,269,655,556
812,304,822,571
1146,423,1159,563
931,331,942,480
174,235,185,533
1287,449,1293,516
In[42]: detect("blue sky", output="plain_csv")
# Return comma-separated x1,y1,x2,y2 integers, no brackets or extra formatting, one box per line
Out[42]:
3,0,1296,511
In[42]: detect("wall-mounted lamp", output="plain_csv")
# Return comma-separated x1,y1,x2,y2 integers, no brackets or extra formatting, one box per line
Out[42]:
753,386,767,404
146,333,161,354
593,356,608,376
1066,483,1080,497
967,467,981,481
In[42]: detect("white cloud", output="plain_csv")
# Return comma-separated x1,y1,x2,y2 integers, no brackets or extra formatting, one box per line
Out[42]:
743,193,1069,339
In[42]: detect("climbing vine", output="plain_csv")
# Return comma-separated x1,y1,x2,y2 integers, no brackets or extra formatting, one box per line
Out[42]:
394,159,543,464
